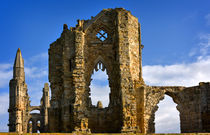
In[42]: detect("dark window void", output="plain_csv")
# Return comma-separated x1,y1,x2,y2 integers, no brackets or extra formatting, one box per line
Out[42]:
155,95,180,133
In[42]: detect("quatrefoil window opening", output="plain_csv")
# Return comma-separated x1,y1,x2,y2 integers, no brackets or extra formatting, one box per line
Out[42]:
96,30,108,41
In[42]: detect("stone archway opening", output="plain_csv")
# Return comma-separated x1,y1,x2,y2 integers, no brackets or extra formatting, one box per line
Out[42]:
89,61,110,108
30,110,40,114
155,95,180,133
37,120,41,133
27,120,33,133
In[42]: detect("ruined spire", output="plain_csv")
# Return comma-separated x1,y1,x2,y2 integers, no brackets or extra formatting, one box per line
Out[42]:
14,48,24,68
13,48,25,79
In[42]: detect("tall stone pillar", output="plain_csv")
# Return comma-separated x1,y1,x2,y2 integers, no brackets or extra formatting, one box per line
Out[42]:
41,83,50,132
200,82,210,132
8,48,30,133
72,30,89,132
116,9,139,132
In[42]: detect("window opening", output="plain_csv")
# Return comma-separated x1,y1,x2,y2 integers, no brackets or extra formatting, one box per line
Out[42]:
96,30,108,41
90,62,110,107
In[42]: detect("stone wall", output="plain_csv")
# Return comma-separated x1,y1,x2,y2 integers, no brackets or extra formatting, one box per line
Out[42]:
200,82,210,132
139,82,210,133
48,8,142,133
9,8,210,134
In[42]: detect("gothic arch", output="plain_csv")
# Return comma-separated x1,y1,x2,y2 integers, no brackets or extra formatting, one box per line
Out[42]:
145,87,183,133
27,118,33,133
30,106,41,112
154,94,180,133
88,56,111,107
48,8,142,133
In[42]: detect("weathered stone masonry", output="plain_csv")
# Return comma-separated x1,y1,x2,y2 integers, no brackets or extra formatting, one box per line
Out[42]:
48,8,142,133
8,8,210,133
8,49,50,133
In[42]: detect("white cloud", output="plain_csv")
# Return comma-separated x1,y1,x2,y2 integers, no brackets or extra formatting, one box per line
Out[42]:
27,80,46,106
24,52,48,79
0,93,9,115
0,93,8,132
23,52,48,106
25,67,48,78
198,33,210,57
90,70,110,107
90,84,110,107
0,120,8,132
155,95,180,133
0,64,12,88
143,57,210,87
188,48,197,57
143,33,210,87
91,69,109,81
205,13,210,26
189,33,210,58
25,52,48,66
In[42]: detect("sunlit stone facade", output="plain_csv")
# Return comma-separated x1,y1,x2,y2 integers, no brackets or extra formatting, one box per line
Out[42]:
8,8,210,133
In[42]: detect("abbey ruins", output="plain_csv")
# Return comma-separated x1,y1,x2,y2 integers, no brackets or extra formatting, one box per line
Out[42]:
8,8,210,133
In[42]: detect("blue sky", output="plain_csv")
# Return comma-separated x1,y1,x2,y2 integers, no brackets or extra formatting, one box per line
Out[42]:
0,0,210,133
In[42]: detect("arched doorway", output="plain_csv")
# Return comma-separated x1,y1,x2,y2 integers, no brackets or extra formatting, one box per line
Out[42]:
155,95,180,133
30,110,40,114
37,120,41,133
27,119,33,133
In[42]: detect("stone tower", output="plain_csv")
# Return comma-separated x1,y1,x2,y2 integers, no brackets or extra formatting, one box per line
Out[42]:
8,48,30,133
8,49,50,133
48,8,144,133
40,83,50,131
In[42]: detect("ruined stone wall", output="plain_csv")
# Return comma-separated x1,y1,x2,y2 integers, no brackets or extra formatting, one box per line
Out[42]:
84,9,121,133
128,12,140,81
116,9,139,132
9,8,210,134
84,8,141,133
178,86,202,132
61,29,75,132
135,83,145,133
49,35,65,132
140,83,210,133
48,8,142,133
200,82,210,132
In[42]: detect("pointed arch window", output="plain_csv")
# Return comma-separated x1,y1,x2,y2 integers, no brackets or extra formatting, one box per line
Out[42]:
90,60,110,108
